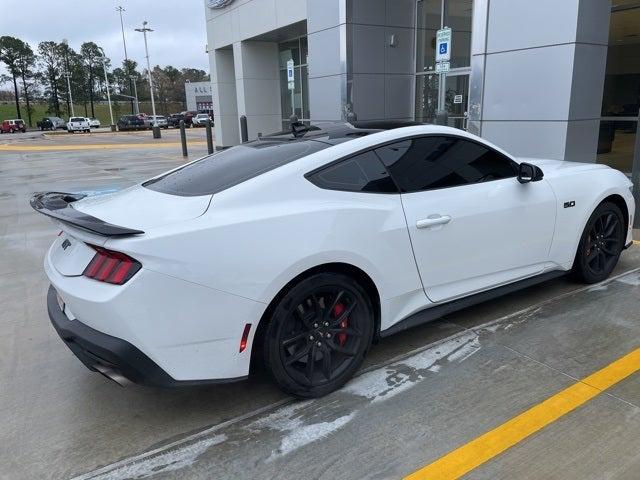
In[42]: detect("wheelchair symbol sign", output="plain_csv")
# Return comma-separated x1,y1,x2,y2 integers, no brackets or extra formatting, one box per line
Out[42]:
436,27,452,62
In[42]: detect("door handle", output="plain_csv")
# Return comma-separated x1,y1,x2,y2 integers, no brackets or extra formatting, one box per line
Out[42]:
416,215,452,229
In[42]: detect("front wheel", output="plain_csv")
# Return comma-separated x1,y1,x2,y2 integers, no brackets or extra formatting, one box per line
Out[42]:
264,273,374,398
572,201,625,283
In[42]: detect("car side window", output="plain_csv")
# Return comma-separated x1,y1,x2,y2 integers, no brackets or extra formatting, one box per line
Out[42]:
307,150,398,194
374,136,518,193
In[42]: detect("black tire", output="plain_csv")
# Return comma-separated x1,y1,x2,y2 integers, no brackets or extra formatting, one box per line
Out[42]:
264,273,374,398
572,201,625,283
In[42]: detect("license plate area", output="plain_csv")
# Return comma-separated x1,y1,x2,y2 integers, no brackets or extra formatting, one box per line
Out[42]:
50,233,96,276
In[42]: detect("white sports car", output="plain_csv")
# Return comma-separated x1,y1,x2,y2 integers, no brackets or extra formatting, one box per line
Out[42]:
33,122,635,397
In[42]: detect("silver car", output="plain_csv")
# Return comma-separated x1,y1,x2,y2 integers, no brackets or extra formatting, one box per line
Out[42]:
147,115,168,129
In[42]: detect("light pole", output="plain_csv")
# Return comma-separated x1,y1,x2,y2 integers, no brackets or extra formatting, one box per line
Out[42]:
64,72,75,117
116,6,135,114
98,47,116,131
135,21,160,139
130,75,140,114
62,39,74,117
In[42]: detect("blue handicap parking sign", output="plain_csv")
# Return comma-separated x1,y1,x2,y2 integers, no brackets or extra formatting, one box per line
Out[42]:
439,43,448,55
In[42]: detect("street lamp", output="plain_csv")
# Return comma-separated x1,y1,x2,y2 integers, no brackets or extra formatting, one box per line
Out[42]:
61,39,75,117
135,21,160,139
97,47,116,131
130,75,140,114
116,6,135,114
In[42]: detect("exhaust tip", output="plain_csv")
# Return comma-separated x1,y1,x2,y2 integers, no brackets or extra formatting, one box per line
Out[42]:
94,365,132,387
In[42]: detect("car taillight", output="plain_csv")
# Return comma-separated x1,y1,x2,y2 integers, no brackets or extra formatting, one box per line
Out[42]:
83,245,141,285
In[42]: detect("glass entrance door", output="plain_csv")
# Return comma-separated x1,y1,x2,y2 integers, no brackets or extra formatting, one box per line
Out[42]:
414,0,473,129
445,73,469,130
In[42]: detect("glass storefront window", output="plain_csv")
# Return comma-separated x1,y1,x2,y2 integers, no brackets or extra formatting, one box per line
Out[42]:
600,7,640,117
278,39,300,69
416,0,472,72
416,0,440,73
279,36,309,128
415,74,439,123
597,4,640,177
444,0,473,69
444,74,469,130
415,0,473,127
597,121,637,175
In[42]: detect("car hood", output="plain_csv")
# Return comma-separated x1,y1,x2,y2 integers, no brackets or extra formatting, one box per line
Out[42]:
72,185,212,231
517,157,610,176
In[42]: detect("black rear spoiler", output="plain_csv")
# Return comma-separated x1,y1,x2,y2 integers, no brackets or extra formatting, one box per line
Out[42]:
30,192,145,237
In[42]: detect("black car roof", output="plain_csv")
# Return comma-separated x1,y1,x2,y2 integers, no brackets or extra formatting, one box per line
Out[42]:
261,120,423,146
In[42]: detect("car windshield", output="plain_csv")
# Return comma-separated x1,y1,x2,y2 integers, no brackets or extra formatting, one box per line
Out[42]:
70,117,85,122
144,139,329,196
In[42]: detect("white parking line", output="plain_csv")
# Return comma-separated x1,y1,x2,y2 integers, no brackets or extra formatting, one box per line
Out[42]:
70,266,640,480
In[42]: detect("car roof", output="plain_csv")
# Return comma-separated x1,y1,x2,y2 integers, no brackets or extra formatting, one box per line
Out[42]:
261,120,424,146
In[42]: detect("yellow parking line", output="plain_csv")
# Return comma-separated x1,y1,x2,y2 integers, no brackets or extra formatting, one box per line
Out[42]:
404,347,640,480
0,142,207,152
633,240,640,245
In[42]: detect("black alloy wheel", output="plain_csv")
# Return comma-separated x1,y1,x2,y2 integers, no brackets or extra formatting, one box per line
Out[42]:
573,201,625,283
264,273,374,398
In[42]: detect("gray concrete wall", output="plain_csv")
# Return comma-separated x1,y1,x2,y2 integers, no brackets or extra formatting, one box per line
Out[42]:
469,0,610,162
211,48,239,147
307,0,416,122
233,41,282,138
307,0,346,121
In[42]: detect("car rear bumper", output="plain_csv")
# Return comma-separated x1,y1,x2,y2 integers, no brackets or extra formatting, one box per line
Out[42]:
44,239,264,383
47,285,247,387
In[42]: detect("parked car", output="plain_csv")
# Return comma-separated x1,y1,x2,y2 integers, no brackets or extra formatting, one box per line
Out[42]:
37,117,56,131
87,118,101,129
147,115,169,129
0,119,26,133
47,117,67,129
167,113,187,128
181,111,197,125
32,121,635,397
117,115,146,131
192,113,212,127
67,117,90,133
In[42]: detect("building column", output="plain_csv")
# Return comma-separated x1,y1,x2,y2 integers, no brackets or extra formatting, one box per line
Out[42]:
233,41,282,140
307,0,416,122
211,48,239,148
307,0,348,121
469,0,611,162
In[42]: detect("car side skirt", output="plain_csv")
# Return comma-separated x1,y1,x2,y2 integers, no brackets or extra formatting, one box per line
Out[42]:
380,270,566,338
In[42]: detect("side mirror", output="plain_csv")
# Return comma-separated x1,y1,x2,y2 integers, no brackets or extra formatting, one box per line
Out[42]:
518,162,544,184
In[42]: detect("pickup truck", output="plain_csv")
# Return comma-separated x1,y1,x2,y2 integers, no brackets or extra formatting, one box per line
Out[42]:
67,117,91,133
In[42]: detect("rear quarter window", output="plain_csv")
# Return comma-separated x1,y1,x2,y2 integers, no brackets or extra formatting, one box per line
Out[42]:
307,150,398,194
144,140,328,196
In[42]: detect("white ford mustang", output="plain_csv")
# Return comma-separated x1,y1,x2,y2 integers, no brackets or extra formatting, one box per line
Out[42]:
33,122,635,397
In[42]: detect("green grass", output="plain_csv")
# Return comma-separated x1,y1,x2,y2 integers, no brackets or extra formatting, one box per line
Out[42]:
0,101,186,127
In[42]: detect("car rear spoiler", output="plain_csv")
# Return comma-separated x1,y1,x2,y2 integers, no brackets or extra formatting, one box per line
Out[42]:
30,192,145,237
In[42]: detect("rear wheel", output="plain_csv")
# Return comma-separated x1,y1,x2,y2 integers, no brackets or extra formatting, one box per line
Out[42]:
264,273,374,398
572,201,625,283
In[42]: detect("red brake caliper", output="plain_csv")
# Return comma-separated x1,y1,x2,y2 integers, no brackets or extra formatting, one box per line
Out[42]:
333,303,348,346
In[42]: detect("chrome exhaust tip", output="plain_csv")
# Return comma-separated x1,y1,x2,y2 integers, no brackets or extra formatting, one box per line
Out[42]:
94,365,132,387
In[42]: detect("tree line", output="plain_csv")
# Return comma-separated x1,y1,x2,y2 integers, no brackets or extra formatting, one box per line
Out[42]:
0,36,209,126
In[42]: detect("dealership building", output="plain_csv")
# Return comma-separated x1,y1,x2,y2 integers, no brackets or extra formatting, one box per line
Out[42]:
185,81,214,113
204,0,640,200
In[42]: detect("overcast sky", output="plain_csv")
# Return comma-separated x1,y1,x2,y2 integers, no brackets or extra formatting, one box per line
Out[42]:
0,0,209,87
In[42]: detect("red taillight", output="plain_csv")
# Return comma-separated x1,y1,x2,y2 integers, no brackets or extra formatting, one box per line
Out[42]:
239,323,252,353
83,245,141,285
